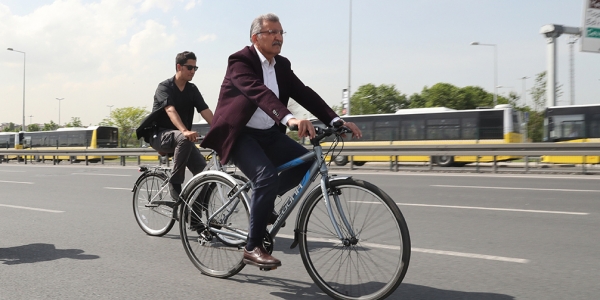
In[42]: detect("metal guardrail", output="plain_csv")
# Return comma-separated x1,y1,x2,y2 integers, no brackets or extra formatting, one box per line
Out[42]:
1,142,600,157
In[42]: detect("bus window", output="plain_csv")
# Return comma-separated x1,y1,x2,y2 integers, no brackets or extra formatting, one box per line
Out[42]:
462,118,477,139
96,127,119,148
479,111,503,139
355,121,373,141
68,132,85,147
548,114,584,140
591,114,600,138
426,118,459,140
59,133,68,147
401,120,424,140
374,120,398,141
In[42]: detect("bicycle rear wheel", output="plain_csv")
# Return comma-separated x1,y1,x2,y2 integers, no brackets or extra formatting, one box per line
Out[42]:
298,178,410,300
132,173,176,236
179,174,249,278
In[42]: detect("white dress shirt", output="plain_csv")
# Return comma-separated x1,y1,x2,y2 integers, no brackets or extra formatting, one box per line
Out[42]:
246,45,294,129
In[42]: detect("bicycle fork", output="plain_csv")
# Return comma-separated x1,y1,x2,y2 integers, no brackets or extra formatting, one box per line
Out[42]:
319,174,358,246
289,147,358,249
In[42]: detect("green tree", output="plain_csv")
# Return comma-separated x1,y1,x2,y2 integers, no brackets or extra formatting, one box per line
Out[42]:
2,122,18,132
527,71,563,142
64,117,83,128
349,83,408,115
27,123,41,132
100,106,149,147
410,83,499,110
42,121,59,131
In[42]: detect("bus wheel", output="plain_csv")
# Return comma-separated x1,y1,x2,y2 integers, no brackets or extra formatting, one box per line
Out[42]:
435,156,455,167
353,161,366,166
334,155,348,166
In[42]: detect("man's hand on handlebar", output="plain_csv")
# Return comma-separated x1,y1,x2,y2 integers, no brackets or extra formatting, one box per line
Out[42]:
182,130,199,142
339,121,362,139
287,118,316,139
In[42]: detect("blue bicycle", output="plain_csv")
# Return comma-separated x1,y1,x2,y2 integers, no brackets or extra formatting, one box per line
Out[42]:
177,123,411,300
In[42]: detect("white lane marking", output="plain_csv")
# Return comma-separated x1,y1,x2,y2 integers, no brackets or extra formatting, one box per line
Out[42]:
277,234,528,263
411,247,529,263
395,202,588,215
432,184,600,193
71,173,131,177
353,201,588,215
0,170,26,173
0,180,33,184
0,204,64,213
104,187,130,190
335,171,600,180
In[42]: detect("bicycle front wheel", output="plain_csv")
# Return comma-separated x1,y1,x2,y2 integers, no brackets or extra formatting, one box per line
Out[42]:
298,178,410,300
179,174,249,278
132,173,176,236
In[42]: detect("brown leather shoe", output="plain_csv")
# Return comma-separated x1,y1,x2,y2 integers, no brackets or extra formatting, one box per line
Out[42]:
243,246,282,268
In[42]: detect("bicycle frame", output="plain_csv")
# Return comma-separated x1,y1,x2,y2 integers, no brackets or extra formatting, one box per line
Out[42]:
196,136,357,246
136,149,226,207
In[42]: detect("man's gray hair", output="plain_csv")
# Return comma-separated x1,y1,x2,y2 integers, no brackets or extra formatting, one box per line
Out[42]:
250,13,279,42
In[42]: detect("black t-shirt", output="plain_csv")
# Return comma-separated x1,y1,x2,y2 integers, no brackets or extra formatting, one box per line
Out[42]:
153,76,209,131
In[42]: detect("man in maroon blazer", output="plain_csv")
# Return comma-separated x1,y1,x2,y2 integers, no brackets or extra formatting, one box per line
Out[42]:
201,13,361,269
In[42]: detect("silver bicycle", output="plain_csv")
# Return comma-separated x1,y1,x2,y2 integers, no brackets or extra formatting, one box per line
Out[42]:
132,148,245,237
177,123,411,300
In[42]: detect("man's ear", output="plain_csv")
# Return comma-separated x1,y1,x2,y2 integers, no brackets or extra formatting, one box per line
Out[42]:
251,34,257,44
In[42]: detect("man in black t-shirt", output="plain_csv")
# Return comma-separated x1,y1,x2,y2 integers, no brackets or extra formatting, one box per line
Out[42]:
149,51,213,206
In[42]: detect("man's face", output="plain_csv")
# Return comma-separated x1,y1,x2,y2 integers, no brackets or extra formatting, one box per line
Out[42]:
177,59,197,81
253,20,284,59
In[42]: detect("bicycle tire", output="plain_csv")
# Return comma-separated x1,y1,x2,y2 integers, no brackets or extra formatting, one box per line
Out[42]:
179,174,249,278
298,178,410,300
132,173,176,236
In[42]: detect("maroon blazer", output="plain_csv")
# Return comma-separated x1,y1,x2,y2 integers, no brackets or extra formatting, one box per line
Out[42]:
201,46,338,164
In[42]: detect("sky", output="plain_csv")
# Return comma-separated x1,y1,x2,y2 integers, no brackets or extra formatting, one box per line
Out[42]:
1,0,598,127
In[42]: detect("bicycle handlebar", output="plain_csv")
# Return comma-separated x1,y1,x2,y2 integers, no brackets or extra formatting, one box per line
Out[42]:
287,120,352,145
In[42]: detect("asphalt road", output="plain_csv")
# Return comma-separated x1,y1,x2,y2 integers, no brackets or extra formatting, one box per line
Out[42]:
1,163,599,299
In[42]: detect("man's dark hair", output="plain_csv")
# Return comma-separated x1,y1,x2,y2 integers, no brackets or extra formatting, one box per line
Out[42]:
176,51,196,69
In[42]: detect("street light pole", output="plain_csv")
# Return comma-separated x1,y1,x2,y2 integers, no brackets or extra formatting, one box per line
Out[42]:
347,0,352,116
470,42,498,106
107,105,114,117
7,48,26,131
56,98,64,125
520,76,530,107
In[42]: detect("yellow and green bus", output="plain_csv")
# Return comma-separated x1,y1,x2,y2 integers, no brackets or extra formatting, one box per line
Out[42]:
541,104,600,164
312,104,523,167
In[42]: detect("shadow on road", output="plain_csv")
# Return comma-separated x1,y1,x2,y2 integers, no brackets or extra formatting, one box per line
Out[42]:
0,243,99,265
236,237,514,300
230,272,514,300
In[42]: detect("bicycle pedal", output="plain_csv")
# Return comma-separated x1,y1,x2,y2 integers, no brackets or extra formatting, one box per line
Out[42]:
259,267,276,271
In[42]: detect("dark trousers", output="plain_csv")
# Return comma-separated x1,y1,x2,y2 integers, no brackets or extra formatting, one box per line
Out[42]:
149,129,206,184
230,126,311,248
